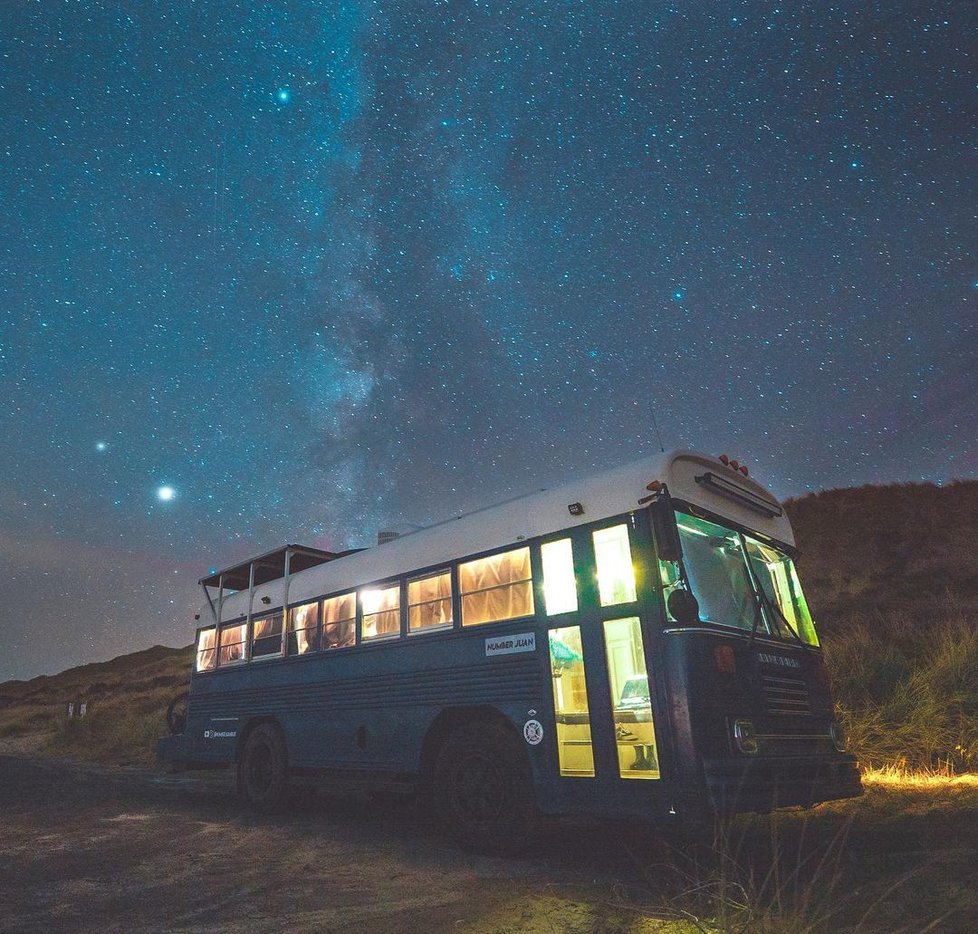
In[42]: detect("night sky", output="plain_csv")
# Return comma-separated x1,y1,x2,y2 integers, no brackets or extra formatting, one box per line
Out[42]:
1,2,975,681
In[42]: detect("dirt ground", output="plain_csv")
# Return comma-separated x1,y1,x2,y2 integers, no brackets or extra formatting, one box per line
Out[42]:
2,751,978,933
0,753,690,933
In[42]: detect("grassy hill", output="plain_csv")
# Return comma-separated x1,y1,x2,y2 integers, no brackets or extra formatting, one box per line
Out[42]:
1,479,976,770
787,480,978,772
786,479,978,627
0,644,191,765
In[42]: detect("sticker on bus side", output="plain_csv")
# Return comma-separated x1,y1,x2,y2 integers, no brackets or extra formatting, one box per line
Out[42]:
485,632,536,657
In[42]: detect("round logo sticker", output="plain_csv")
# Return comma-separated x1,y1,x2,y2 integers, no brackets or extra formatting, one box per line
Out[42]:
523,719,544,745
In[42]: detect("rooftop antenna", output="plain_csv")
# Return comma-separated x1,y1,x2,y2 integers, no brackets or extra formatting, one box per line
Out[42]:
649,403,666,453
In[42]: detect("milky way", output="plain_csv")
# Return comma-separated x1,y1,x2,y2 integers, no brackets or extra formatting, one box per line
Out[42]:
1,2,975,679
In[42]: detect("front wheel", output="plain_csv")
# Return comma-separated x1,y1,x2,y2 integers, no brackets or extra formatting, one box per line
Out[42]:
237,723,290,814
432,721,538,854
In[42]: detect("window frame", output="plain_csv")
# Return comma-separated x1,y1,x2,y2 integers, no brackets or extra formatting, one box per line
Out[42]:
358,578,404,643
216,618,248,667
589,518,641,611
320,591,357,650
458,543,536,628
407,567,455,635
287,599,322,656
250,611,286,661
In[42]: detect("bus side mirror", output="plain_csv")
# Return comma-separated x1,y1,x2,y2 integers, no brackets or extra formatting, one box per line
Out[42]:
650,502,683,562
668,589,700,624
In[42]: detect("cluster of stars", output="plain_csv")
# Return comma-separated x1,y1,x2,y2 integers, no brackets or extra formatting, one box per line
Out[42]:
0,1,974,680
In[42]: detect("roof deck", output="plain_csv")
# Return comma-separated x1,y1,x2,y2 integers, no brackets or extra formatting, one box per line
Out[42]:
199,545,360,591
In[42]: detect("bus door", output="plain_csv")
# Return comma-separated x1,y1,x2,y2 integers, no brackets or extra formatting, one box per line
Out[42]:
545,514,664,792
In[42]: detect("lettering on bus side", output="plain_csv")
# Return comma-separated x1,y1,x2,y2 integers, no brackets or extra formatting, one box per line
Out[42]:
757,652,801,669
485,632,536,657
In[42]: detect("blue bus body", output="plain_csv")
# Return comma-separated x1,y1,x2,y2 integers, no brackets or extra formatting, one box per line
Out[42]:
158,451,861,843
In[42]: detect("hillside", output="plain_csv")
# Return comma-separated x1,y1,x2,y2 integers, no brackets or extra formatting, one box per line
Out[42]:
1,479,976,770
0,644,191,764
786,479,978,629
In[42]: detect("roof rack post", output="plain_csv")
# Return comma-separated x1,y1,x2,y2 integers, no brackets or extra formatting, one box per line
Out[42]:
245,560,256,662
282,547,293,655
215,574,225,668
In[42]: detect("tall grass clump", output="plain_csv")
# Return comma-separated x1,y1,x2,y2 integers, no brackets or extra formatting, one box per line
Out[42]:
824,604,978,772
649,817,866,933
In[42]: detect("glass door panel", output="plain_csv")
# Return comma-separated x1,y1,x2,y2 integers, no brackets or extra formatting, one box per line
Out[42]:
602,617,660,779
548,625,595,777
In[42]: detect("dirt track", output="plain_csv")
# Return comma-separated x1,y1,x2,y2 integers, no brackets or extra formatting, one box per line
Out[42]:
0,756,680,933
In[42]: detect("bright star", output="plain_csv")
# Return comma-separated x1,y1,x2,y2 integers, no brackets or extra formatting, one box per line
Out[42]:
157,486,176,502
95,441,107,452
277,88,290,103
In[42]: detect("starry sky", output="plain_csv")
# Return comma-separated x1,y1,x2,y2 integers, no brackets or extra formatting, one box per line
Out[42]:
1,1,975,681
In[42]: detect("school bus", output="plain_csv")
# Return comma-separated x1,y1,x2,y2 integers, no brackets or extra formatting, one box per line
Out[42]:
158,450,861,851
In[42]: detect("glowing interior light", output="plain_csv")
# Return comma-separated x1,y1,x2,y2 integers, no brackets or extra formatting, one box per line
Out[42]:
542,538,577,615
360,589,386,614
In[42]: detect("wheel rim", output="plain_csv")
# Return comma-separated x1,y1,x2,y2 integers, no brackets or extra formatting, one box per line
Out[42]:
451,751,507,828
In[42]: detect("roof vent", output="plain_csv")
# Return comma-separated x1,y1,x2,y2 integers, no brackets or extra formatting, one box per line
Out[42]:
377,530,401,546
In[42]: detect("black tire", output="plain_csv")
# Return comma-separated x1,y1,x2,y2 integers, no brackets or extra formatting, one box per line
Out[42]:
237,723,290,814
432,721,538,855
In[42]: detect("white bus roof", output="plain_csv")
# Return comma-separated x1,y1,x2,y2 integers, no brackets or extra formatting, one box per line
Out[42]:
205,449,793,624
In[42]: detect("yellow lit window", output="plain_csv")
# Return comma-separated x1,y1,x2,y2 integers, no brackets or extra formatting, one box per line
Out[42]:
196,628,216,671
251,613,284,659
289,601,320,654
361,584,401,640
548,626,594,776
322,593,356,648
459,547,534,626
593,524,637,606
408,570,453,631
218,622,247,665
542,538,577,615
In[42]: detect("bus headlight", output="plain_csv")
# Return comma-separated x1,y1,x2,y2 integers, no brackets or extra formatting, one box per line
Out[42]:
733,719,758,755
829,720,847,753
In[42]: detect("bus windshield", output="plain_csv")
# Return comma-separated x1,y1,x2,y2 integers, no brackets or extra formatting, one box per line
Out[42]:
662,511,819,647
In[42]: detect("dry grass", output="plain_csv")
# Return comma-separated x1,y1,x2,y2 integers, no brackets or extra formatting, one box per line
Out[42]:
0,644,190,766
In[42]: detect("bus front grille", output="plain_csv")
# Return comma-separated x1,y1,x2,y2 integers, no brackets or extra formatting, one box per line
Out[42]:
762,674,811,716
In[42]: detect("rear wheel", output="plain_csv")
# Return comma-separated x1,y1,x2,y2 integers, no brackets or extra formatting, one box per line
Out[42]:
432,721,537,854
238,723,290,813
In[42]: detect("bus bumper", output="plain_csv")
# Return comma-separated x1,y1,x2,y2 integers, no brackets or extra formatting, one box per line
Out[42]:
702,754,863,814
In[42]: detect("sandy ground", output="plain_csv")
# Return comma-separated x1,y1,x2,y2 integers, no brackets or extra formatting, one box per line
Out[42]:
0,753,686,933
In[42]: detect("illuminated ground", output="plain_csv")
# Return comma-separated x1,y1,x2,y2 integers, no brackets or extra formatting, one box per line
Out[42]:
0,756,976,932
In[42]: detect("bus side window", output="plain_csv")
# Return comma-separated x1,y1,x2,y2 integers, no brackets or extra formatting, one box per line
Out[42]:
289,601,320,654
361,584,401,640
459,547,534,626
548,626,595,777
252,613,284,659
323,593,355,648
218,622,247,665
196,628,216,672
408,570,453,631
